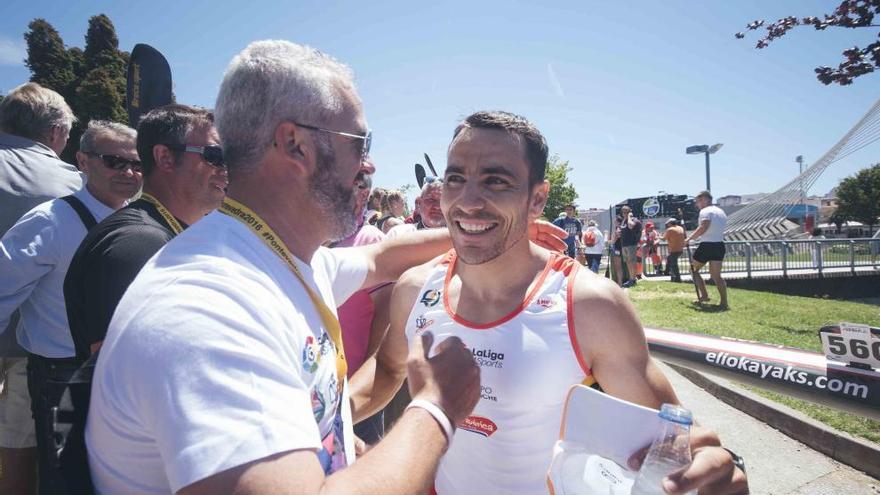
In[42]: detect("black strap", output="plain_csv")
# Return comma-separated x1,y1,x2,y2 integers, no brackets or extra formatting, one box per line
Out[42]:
60,195,98,230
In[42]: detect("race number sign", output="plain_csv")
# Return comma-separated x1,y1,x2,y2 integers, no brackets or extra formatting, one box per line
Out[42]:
819,323,880,370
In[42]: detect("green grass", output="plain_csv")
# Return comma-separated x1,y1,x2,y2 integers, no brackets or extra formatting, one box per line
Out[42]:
627,282,880,352
627,281,880,445
740,384,880,445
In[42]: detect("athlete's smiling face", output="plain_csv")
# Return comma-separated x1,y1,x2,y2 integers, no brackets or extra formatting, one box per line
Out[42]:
442,127,548,265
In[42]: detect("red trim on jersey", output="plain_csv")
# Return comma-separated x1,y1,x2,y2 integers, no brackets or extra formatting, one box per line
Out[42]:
442,252,556,330
429,485,438,495
565,260,593,378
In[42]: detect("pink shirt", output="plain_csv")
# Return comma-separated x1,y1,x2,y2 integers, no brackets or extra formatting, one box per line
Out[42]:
334,224,386,376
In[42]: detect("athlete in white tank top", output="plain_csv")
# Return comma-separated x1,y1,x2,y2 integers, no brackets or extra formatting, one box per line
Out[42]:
404,250,595,494
349,116,748,495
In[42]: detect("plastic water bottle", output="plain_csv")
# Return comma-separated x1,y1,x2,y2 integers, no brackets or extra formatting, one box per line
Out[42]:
630,404,695,495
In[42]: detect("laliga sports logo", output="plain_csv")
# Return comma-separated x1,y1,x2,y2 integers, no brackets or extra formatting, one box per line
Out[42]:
472,348,505,368
642,197,660,218
420,289,441,307
459,415,498,437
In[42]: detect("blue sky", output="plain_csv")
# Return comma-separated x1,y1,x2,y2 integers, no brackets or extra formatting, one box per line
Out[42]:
1,0,877,208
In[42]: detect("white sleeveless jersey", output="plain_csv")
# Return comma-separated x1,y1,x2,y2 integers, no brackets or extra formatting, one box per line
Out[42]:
404,251,595,495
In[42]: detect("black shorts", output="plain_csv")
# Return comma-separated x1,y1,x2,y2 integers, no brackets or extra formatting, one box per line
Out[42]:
693,242,725,263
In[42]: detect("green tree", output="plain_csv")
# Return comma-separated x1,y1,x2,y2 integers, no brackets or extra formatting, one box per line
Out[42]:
834,164,880,233
24,19,76,99
543,155,579,221
23,15,130,161
77,14,128,125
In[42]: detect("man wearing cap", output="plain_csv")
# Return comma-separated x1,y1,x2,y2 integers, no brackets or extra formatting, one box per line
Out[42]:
553,204,583,259
662,218,686,282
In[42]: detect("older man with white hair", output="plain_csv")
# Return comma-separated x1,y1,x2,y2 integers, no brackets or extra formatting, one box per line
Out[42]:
0,81,81,495
85,40,485,495
0,118,140,494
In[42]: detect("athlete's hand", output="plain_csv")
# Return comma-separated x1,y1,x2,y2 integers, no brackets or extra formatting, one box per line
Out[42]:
529,220,567,253
628,426,749,495
406,331,480,425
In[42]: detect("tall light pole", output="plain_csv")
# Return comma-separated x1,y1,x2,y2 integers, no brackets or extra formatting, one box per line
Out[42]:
796,155,805,226
686,143,723,192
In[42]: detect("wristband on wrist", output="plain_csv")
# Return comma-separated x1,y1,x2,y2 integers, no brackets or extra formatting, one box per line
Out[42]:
406,399,455,441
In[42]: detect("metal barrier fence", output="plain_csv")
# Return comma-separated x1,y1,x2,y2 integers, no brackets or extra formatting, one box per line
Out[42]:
632,238,880,278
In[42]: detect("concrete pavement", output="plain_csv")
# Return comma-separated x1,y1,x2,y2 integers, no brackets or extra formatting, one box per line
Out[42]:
657,361,880,494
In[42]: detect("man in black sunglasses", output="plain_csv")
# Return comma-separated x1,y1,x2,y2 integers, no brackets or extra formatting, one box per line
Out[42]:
65,104,224,362
0,119,139,495
58,105,224,492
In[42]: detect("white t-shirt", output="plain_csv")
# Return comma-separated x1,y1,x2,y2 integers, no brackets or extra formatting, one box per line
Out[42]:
698,205,727,242
582,226,605,255
86,211,368,494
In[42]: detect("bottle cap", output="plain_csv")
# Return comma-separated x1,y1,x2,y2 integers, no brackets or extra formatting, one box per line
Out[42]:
658,404,693,425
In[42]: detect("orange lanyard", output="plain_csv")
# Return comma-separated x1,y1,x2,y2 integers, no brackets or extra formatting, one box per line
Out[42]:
219,197,347,389
140,193,184,235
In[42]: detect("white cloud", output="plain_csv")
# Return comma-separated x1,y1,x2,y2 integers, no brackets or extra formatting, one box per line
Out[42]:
0,36,26,66
546,62,566,99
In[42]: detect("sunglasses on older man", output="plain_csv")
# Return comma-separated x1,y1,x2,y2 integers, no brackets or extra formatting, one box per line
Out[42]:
83,152,143,173
164,144,225,167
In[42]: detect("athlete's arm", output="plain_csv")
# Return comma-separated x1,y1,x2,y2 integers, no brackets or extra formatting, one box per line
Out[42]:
572,272,748,495
349,265,430,422
180,326,479,495
364,284,392,359
357,222,566,290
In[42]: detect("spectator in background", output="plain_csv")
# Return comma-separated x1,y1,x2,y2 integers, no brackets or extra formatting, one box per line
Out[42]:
686,191,728,308
610,218,624,285
642,221,662,276
365,187,385,226
809,227,825,268
662,218,686,283
330,168,391,445
0,120,140,495
552,204,583,259
619,205,642,288
582,220,605,273
872,228,880,269
0,81,80,495
377,189,406,233
388,180,445,238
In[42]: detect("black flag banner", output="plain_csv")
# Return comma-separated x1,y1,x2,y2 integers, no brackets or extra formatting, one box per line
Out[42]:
126,43,173,127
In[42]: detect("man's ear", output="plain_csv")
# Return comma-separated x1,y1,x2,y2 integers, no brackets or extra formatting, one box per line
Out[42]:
272,121,311,177
152,144,176,173
74,151,88,173
528,180,550,220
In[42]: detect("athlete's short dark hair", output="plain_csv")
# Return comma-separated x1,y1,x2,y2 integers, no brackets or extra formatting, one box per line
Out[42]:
452,110,548,186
